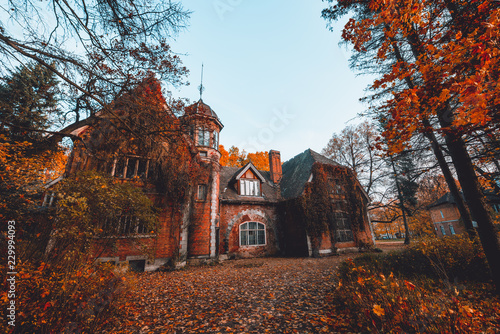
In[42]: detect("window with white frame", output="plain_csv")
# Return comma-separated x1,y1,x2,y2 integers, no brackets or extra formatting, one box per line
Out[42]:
240,222,266,246
198,128,210,146
239,179,260,196
112,157,149,179
440,225,446,236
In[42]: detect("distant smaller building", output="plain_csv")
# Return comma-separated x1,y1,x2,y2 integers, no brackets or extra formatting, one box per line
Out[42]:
428,192,500,237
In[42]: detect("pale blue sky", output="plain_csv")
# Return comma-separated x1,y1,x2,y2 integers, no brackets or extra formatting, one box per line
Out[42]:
169,1,375,162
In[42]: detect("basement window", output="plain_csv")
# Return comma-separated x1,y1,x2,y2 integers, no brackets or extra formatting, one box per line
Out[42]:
240,222,266,246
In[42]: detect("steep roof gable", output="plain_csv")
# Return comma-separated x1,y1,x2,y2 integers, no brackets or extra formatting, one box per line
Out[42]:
231,162,266,183
220,166,280,203
280,149,341,199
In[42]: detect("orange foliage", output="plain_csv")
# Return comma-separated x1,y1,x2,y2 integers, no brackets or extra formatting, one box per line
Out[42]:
330,0,500,153
219,145,269,171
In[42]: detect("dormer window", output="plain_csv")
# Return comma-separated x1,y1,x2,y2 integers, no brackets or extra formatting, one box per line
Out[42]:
233,163,266,197
240,179,260,196
198,128,210,146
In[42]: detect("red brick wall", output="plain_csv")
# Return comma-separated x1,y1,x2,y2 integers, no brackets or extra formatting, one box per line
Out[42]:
269,150,282,184
219,202,280,258
66,141,187,264
188,161,218,258
91,197,183,261
429,204,465,237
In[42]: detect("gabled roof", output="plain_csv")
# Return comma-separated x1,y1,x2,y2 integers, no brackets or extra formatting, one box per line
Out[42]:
280,149,341,200
429,191,500,208
230,162,267,183
219,166,280,203
428,192,463,208
279,149,369,202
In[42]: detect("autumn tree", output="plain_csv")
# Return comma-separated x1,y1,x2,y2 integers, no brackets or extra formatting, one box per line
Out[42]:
0,171,158,333
0,62,60,143
322,121,387,197
0,63,66,222
219,145,269,171
0,0,189,138
323,0,500,292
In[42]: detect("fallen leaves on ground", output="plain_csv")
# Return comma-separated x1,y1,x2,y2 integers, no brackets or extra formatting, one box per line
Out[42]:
105,256,350,334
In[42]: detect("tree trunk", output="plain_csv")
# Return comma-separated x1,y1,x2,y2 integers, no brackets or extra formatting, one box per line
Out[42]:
421,125,476,238
390,156,411,245
438,111,500,294
388,37,475,237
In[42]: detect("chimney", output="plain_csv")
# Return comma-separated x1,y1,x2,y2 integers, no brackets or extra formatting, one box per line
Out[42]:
269,150,282,184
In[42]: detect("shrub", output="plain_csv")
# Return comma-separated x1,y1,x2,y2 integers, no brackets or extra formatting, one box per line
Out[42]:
341,234,490,283
0,261,127,333
329,259,500,333
0,171,157,333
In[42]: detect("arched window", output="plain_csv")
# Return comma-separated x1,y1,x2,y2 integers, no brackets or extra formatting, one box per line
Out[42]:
240,222,266,246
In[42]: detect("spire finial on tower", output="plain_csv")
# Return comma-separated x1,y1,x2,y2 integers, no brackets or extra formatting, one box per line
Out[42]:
198,63,205,100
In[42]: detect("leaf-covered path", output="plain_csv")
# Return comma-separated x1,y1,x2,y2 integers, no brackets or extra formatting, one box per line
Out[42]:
107,256,354,333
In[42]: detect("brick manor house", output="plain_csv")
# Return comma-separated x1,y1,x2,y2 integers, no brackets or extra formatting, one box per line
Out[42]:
59,96,374,271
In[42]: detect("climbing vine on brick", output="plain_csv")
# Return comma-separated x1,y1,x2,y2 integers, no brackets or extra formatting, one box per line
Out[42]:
278,163,367,255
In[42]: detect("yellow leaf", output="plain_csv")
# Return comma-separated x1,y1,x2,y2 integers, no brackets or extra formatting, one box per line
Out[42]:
373,304,385,317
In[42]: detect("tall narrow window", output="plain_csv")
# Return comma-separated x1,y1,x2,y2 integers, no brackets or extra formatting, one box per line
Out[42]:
440,225,446,236
240,222,266,246
335,179,342,194
213,131,219,149
440,210,444,219
198,128,210,146
126,158,138,178
137,159,149,179
114,158,126,178
449,225,456,235
197,184,208,201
